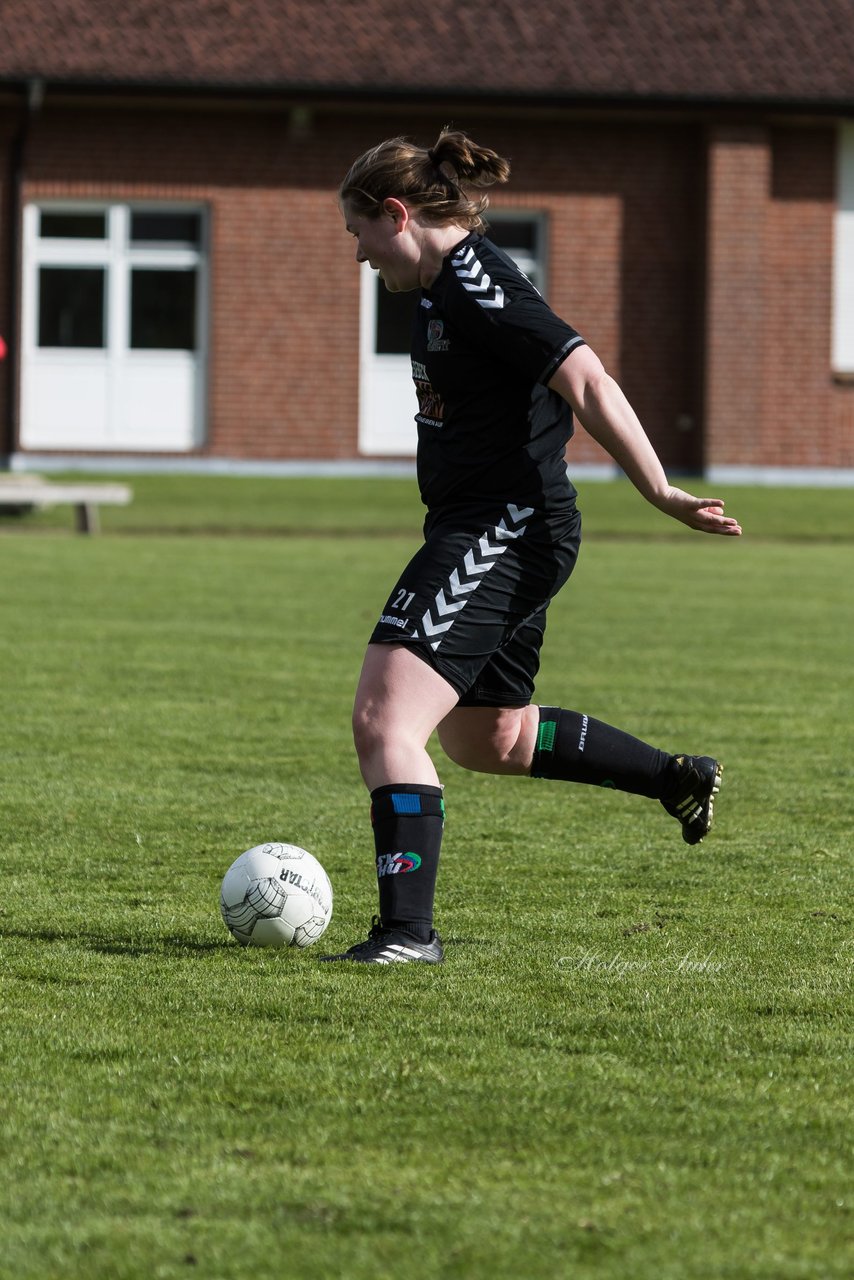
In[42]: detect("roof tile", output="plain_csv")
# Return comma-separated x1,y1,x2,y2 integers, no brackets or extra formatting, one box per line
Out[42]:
0,0,852,104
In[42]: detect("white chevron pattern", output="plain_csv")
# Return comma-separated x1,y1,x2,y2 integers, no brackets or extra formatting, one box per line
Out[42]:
452,246,506,310
412,504,534,649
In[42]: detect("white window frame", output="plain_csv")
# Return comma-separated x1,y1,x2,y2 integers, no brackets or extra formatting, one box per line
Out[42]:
485,210,548,294
21,200,208,451
833,123,854,374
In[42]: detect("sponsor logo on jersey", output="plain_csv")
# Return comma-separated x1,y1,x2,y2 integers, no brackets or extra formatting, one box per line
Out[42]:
376,851,422,876
412,360,444,427
414,379,444,429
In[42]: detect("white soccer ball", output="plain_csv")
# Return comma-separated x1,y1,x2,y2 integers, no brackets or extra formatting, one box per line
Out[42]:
220,843,333,948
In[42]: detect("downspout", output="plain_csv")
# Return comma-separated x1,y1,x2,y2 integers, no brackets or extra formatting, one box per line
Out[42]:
4,77,44,466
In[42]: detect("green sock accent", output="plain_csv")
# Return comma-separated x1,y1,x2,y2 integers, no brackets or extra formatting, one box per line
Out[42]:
536,720,557,755
532,708,672,796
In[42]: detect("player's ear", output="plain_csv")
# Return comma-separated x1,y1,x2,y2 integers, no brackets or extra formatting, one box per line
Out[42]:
381,197,409,228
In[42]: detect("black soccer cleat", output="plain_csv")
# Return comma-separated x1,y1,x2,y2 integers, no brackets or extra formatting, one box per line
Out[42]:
319,916,444,965
661,755,723,845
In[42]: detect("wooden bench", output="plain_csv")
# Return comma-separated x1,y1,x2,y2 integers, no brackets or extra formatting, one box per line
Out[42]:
0,479,133,533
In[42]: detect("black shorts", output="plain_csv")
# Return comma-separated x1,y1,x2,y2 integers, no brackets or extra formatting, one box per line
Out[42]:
369,501,581,706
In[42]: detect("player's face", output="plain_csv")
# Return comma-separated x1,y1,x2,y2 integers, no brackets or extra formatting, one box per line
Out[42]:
341,199,421,293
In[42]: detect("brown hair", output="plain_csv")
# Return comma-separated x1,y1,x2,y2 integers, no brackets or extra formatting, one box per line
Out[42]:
339,129,510,231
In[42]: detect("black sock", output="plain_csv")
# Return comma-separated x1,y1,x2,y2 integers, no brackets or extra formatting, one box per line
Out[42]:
370,784,445,942
531,706,674,798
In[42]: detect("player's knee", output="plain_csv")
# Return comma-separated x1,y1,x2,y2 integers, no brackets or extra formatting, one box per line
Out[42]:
352,699,409,768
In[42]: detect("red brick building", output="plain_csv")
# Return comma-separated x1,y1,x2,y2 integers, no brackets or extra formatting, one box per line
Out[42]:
1,0,853,481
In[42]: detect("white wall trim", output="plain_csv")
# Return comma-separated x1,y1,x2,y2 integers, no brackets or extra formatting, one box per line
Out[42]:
4,454,620,481
5,453,418,477
11,456,854,486
708,465,854,488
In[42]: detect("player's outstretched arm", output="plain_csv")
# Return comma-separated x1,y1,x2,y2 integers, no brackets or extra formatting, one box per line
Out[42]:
549,347,743,537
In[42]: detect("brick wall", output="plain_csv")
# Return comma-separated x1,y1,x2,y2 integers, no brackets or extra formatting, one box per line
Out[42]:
443,115,705,472
767,127,853,469
705,122,850,471
705,125,770,468
21,105,370,460
6,99,849,472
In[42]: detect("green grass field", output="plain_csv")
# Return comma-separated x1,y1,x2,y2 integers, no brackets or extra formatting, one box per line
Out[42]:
1,477,851,1279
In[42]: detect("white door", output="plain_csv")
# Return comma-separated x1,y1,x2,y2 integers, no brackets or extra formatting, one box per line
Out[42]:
833,123,854,373
20,203,207,452
357,215,545,456
358,262,420,456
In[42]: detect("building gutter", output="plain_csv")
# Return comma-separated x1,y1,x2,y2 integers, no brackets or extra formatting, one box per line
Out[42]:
0,76,852,118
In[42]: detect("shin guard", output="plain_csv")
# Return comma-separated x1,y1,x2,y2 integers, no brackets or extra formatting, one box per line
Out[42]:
370,784,445,942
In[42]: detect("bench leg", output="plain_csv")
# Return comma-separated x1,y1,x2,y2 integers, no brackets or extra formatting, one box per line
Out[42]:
75,502,100,534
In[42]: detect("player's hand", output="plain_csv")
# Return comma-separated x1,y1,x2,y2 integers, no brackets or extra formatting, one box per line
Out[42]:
656,487,743,536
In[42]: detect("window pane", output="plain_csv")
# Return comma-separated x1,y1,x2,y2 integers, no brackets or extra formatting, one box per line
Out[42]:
130,211,201,245
487,218,537,252
130,269,197,349
38,267,105,347
486,217,543,291
375,284,419,355
40,211,106,239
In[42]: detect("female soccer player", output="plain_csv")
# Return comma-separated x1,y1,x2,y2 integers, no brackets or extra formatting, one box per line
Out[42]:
321,130,742,964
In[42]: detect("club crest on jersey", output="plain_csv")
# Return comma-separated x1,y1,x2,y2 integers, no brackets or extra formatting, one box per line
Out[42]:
427,319,450,352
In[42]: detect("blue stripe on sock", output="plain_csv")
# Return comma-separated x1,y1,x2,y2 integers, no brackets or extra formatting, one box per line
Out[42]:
391,793,422,815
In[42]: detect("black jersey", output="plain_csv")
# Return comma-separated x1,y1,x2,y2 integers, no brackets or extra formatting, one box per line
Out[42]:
411,232,586,520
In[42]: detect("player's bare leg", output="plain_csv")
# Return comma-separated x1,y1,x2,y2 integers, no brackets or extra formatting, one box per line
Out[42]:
441,702,721,845
352,642,459,790
437,704,539,775
321,644,457,963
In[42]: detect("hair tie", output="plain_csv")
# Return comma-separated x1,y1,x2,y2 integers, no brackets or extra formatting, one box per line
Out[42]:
428,149,457,186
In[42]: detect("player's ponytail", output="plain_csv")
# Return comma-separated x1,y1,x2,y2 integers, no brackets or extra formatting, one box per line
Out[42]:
339,129,510,231
427,130,510,190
